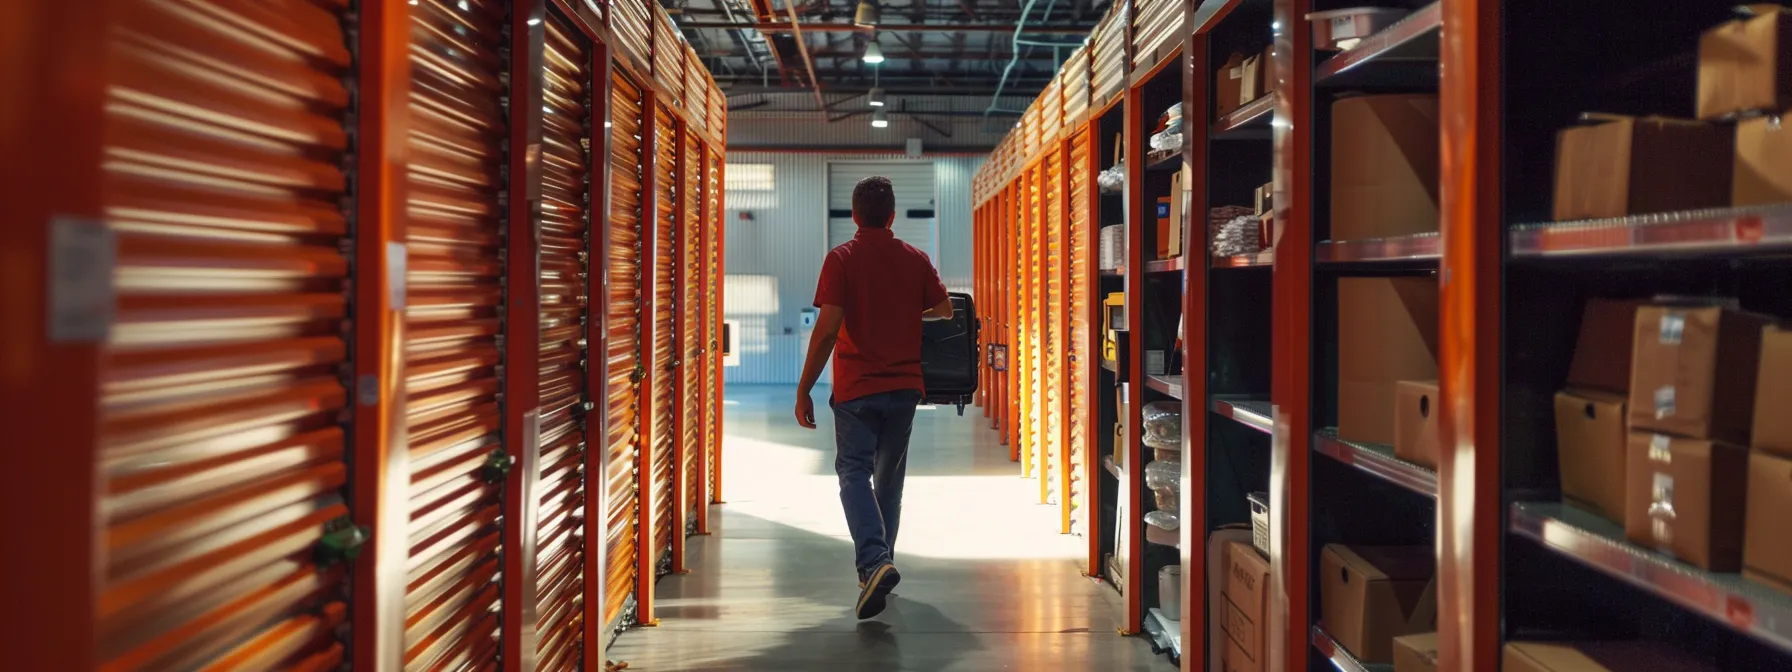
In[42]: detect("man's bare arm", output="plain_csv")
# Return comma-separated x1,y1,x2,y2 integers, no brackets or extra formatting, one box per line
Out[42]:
923,298,955,321
795,305,847,427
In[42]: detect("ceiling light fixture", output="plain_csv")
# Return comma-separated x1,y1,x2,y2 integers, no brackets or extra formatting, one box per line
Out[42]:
871,109,890,128
862,41,885,64
854,0,880,27
868,87,886,107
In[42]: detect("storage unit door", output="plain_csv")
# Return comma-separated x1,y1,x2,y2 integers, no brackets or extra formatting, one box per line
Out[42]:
682,137,705,521
705,148,725,503
97,0,355,668
605,68,648,630
649,103,679,567
403,0,510,668
1026,166,1043,481
1067,131,1093,534
1044,150,1064,508
536,14,592,669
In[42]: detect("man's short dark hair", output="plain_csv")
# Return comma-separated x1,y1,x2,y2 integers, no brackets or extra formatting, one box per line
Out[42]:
853,176,896,228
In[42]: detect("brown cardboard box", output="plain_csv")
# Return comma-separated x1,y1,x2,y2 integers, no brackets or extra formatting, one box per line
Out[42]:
1394,381,1440,469
1503,641,1717,672
1756,327,1792,456
1222,541,1271,672
1555,389,1630,525
1746,450,1792,594
1207,527,1252,672
1393,632,1438,672
1624,432,1749,571
1319,545,1436,664
1627,305,1769,445
1338,278,1440,445
1216,53,1246,118
1697,5,1792,120
1735,114,1792,206
1331,95,1440,240
1239,47,1271,106
1552,115,1733,221
1566,298,1646,395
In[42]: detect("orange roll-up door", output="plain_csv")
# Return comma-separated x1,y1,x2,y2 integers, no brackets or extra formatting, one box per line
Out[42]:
1025,166,1043,483
649,103,679,567
1067,131,1093,535
705,147,725,503
1043,149,1064,509
681,137,705,521
96,0,355,668
536,14,592,670
605,68,648,630
402,0,509,668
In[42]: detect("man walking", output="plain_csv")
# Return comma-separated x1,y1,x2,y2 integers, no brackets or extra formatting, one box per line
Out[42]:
795,175,955,620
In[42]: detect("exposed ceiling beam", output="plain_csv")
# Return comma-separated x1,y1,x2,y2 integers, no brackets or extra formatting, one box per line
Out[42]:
777,0,829,116
681,21,1093,33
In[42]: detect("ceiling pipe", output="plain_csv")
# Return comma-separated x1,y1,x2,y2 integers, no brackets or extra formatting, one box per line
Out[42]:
985,0,1062,117
777,0,829,119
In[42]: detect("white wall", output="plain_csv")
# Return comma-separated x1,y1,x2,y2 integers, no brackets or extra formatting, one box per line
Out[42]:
722,151,986,384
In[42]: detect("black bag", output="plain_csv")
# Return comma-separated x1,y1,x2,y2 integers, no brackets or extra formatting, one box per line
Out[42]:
920,292,979,414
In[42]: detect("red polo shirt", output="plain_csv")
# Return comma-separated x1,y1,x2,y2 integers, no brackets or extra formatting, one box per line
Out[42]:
813,227,950,403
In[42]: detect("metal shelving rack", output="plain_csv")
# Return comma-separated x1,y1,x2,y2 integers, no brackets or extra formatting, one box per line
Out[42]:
971,1,1792,670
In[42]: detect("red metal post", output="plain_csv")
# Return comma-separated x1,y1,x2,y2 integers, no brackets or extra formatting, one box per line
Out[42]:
1083,120,1106,580
351,1,415,669
1178,27,1211,670
1121,82,1146,635
1269,0,1314,666
504,1,548,668
692,144,712,536
1438,0,1504,668
669,119,690,576
0,1,108,667
583,36,615,672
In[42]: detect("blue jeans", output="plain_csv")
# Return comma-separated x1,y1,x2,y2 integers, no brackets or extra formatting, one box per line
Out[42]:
830,388,921,580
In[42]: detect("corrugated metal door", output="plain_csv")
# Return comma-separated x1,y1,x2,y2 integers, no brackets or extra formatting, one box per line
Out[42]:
1043,150,1064,508
1024,165,1042,484
604,68,647,630
96,0,355,668
402,0,509,668
682,137,705,521
649,103,679,568
537,14,591,669
826,162,939,262
705,148,725,503
1067,131,1092,535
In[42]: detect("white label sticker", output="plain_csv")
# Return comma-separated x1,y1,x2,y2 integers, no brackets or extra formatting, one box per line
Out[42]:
1229,67,1243,79
1648,434,1672,463
47,217,116,343
1650,472,1677,522
387,242,407,310
1654,385,1677,419
1659,312,1685,345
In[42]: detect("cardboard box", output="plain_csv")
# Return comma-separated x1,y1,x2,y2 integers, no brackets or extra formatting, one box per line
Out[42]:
1216,53,1246,117
1756,327,1792,456
1338,278,1440,445
1735,114,1792,206
1552,115,1733,221
1207,527,1253,672
1554,389,1629,524
1624,432,1748,571
1566,298,1646,395
1394,381,1440,469
1239,47,1271,105
1503,641,1717,672
1627,305,1769,445
1222,541,1271,672
1331,95,1440,240
1697,5,1792,120
1319,545,1436,664
1746,450,1792,594
1393,632,1438,672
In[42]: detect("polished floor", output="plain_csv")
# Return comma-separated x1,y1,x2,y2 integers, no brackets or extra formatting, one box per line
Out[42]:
608,384,1167,671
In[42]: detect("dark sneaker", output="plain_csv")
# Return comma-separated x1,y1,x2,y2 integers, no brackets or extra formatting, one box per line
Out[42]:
855,563,902,619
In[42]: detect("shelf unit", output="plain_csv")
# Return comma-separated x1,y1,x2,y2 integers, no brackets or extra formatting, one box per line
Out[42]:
972,1,1792,670
1313,625,1393,672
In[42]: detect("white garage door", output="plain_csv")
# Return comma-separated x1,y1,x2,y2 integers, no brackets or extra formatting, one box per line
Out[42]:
827,161,938,266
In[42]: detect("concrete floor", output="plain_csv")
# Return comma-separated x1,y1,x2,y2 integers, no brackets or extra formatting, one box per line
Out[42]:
608,384,1167,671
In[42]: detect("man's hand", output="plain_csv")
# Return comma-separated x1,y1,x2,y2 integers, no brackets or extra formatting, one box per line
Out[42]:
795,389,817,429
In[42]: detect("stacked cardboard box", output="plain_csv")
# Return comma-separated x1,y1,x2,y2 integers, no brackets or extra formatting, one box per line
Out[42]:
1502,641,1716,672
1746,327,1792,592
1221,541,1270,672
1318,545,1435,664
1338,277,1439,447
1554,5,1792,218
1554,299,1645,525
